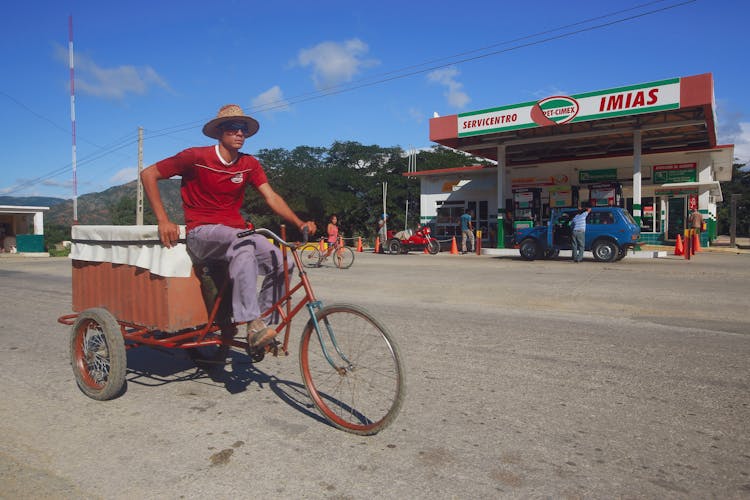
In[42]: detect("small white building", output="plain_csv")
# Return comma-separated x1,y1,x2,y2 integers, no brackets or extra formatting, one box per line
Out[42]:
417,73,733,248
0,205,49,253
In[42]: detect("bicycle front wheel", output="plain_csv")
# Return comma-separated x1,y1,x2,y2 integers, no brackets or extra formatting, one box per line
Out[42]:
335,247,355,269
299,244,322,268
299,304,404,435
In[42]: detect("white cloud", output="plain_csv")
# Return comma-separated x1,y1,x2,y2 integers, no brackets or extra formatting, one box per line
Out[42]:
427,67,470,109
110,167,137,185
296,39,379,90
715,100,748,165
55,44,171,100
252,86,290,114
732,123,750,165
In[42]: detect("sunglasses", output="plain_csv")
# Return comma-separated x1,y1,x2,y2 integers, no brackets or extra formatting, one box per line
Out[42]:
220,121,250,135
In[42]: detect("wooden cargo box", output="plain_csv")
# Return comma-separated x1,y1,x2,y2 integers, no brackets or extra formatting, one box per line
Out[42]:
70,225,208,332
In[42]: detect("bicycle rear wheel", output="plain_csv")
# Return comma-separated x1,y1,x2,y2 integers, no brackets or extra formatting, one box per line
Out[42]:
334,247,355,269
299,244,322,268
299,304,404,435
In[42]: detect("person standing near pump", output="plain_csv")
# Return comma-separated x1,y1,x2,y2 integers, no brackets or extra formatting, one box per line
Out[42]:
689,209,704,234
460,209,475,254
571,206,591,262
377,214,388,253
141,104,317,352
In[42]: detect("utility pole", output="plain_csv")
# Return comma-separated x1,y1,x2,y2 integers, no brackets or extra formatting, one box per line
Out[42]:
136,127,144,225
382,181,388,236
68,15,78,224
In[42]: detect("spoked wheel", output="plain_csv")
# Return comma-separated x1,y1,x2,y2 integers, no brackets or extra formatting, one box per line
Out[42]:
299,244,322,268
299,304,405,435
69,308,127,400
334,247,355,269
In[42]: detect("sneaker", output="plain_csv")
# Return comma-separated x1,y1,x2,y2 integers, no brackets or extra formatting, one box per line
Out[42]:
247,319,278,349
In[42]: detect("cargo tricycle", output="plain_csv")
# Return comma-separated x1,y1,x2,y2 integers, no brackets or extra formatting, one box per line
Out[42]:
59,225,404,435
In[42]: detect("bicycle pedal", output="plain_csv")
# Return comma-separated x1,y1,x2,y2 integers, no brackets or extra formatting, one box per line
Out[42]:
269,339,282,357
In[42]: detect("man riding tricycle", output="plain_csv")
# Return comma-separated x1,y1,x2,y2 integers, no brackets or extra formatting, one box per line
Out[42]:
58,104,404,435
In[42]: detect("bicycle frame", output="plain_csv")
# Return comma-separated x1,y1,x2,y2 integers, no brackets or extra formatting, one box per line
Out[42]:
244,228,350,370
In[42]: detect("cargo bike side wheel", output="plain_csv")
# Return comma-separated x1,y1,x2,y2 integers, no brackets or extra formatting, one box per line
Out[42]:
69,308,127,400
299,304,405,435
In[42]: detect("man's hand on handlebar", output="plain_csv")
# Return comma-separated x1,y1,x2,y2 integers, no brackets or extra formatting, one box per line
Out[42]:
158,220,180,248
300,221,317,236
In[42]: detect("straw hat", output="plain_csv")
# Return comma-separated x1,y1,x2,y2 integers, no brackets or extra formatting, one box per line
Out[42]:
202,104,260,140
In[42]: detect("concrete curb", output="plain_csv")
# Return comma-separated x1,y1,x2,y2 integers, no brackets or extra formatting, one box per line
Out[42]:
481,248,666,259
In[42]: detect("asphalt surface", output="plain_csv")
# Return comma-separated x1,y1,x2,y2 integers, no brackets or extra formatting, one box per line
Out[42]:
1,250,748,499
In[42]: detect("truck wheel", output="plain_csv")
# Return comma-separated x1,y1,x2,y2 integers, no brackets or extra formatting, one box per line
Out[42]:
614,246,628,261
592,240,618,262
387,239,401,255
519,239,540,261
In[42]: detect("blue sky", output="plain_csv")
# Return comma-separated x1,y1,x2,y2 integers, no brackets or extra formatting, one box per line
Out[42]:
2,0,748,199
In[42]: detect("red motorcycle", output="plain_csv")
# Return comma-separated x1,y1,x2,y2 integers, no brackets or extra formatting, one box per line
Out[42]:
386,226,440,255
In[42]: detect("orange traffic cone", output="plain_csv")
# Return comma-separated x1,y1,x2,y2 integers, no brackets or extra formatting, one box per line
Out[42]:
693,232,701,253
356,236,363,252
374,236,381,254
424,245,429,254
450,236,459,255
674,234,684,256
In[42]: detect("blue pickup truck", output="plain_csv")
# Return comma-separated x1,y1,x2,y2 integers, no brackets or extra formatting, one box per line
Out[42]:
514,207,640,262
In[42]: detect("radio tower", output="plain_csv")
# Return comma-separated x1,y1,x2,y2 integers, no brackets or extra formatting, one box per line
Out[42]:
69,15,78,224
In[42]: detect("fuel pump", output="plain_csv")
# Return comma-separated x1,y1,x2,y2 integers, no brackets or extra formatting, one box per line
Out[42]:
512,188,542,230
588,182,623,207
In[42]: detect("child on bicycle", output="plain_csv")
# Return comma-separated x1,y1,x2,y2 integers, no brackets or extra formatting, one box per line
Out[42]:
141,104,317,351
321,214,341,262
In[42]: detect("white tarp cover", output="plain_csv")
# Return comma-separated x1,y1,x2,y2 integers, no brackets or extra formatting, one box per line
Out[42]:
70,225,193,278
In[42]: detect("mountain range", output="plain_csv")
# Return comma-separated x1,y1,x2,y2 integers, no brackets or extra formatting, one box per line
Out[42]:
1,180,184,226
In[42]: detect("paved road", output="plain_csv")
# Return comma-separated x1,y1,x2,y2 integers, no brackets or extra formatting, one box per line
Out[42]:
1,251,748,499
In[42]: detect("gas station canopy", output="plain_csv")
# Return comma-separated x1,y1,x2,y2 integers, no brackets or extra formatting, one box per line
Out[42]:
429,73,720,166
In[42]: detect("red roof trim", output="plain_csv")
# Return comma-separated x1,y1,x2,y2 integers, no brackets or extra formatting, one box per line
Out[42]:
403,165,493,177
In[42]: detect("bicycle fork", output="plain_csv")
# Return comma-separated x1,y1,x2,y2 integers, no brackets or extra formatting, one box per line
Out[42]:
306,301,353,375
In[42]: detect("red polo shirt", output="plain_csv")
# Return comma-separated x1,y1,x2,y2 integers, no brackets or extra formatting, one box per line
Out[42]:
155,145,268,232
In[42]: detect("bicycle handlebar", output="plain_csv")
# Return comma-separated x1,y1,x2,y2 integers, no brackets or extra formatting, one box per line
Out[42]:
236,227,309,248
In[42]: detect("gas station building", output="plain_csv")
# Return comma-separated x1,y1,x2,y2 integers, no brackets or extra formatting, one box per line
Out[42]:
415,73,733,247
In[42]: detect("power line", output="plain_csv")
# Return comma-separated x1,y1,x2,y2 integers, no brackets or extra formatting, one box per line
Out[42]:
247,0,691,114
3,0,696,196
247,0,697,113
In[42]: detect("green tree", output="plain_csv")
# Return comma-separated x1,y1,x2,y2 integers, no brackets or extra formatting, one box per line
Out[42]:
44,223,72,249
111,196,157,225
247,142,492,243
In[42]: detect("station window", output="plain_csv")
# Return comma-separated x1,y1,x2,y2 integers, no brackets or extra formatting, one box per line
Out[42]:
435,201,464,239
